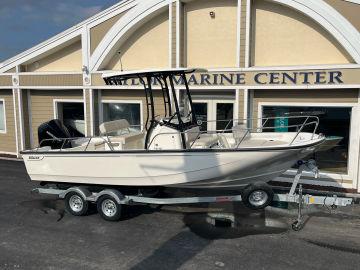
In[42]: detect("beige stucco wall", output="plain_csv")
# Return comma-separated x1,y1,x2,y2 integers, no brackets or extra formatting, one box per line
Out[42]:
184,0,238,68
26,40,83,72
90,13,124,55
106,11,169,70
29,90,83,147
251,0,353,66
0,90,17,153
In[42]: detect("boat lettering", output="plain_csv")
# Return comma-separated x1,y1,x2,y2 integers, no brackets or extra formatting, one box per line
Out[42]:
28,156,43,161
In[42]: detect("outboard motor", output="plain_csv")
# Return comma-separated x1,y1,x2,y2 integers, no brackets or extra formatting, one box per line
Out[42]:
38,119,72,149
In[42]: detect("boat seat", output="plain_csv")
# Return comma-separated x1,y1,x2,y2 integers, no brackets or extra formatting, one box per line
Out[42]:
232,124,250,144
100,119,131,135
192,134,219,149
98,119,145,150
184,126,201,148
108,133,145,150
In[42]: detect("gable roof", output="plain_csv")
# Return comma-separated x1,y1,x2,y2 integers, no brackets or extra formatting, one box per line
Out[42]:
0,0,137,73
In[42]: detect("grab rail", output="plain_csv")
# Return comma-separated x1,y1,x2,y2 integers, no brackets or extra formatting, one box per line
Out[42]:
34,115,320,151
38,136,114,152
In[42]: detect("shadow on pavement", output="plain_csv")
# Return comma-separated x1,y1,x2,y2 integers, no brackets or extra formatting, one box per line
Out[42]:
20,199,66,221
183,202,288,240
130,230,211,270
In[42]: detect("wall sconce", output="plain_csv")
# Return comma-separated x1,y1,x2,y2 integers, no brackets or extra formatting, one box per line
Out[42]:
209,11,215,19
82,65,89,74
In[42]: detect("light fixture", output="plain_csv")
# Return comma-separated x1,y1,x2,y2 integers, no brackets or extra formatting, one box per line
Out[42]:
82,65,89,74
209,11,215,19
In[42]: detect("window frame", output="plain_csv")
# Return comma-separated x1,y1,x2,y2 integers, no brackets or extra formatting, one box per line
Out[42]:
0,99,7,134
100,100,144,131
258,101,360,190
53,99,86,136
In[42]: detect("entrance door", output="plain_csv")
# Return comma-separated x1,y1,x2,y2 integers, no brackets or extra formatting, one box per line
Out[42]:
192,99,235,131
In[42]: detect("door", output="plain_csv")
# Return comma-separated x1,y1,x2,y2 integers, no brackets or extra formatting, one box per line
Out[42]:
192,99,235,131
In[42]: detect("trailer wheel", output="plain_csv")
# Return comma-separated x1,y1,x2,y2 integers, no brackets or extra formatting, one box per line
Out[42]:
242,182,274,210
65,192,89,216
97,195,122,221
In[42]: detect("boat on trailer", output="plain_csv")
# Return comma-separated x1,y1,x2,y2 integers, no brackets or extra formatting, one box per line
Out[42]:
23,68,346,224
22,68,325,190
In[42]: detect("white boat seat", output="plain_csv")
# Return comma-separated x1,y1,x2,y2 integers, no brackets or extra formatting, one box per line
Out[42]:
99,119,145,150
192,134,219,149
184,126,201,147
99,119,131,135
109,133,145,150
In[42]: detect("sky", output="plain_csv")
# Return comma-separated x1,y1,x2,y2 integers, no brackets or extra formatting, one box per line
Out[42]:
0,0,120,62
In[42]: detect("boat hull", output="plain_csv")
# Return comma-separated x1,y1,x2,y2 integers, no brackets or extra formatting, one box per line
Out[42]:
22,146,316,189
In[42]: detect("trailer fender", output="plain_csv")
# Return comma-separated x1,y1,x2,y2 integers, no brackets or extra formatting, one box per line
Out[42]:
59,187,92,200
94,189,125,204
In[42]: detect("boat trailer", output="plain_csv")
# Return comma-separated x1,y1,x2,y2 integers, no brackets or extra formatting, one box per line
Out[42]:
32,160,354,231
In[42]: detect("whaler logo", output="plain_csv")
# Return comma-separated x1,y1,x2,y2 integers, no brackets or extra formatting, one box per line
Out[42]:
29,156,41,160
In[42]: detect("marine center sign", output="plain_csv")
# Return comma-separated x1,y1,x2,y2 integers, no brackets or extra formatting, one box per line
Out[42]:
112,68,360,87
174,70,344,86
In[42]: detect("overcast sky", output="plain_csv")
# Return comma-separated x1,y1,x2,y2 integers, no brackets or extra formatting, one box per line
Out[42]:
0,0,120,62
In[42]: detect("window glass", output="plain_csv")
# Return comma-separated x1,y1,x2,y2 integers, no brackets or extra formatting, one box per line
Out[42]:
262,106,351,174
216,103,234,131
0,101,5,131
103,103,141,131
193,103,208,131
59,102,85,136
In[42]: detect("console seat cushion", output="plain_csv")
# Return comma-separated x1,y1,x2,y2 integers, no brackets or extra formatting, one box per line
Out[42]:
109,132,145,149
192,134,219,149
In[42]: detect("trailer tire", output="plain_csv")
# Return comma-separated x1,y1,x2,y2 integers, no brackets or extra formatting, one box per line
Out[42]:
242,182,274,210
65,192,89,216
97,195,122,221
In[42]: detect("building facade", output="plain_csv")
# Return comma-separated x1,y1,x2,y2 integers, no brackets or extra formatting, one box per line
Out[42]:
1,0,360,192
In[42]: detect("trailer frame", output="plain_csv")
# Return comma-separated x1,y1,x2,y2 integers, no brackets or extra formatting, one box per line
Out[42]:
32,160,354,230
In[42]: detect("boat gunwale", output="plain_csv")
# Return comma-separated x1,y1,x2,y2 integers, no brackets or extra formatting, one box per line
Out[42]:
21,138,325,155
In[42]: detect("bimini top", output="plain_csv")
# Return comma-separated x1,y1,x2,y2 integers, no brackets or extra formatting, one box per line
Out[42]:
102,68,208,80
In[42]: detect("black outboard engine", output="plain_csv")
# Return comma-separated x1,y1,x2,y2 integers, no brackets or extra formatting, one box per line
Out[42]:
38,119,72,149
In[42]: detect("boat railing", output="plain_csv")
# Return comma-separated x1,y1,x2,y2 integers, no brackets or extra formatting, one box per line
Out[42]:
37,136,115,152
35,115,319,151
147,115,319,149
196,115,319,143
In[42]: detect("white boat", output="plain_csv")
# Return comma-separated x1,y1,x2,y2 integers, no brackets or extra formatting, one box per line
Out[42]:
22,68,325,189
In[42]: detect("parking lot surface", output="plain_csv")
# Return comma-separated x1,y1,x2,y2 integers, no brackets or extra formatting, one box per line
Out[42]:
0,159,360,270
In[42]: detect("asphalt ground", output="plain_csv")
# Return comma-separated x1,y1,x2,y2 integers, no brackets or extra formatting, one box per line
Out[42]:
0,159,360,270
